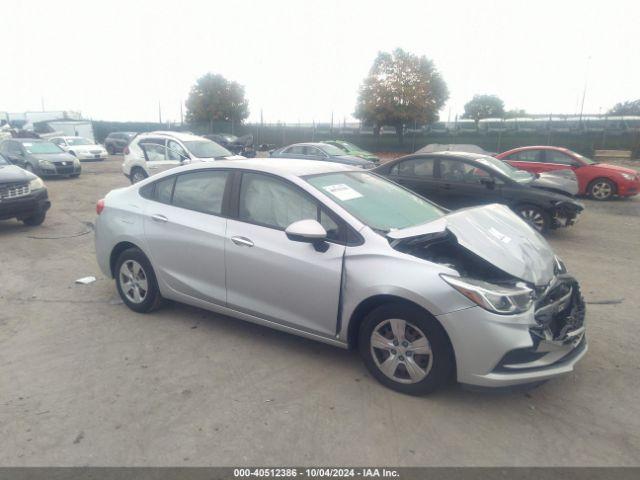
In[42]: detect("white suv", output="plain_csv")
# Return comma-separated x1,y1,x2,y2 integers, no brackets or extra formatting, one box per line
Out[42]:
122,131,244,183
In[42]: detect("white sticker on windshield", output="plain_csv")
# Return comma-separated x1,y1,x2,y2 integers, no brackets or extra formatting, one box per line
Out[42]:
323,183,363,201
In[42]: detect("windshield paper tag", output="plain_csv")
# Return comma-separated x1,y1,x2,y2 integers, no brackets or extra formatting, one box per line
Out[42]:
323,184,363,201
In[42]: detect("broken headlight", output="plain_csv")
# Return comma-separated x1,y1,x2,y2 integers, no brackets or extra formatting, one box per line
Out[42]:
441,275,534,315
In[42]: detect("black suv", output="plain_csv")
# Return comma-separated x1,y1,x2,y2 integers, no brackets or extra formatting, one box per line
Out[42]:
0,153,51,226
104,132,136,155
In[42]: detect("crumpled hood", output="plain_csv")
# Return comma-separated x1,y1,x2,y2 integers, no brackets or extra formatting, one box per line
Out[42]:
388,204,555,286
531,169,579,195
0,164,37,182
32,152,77,163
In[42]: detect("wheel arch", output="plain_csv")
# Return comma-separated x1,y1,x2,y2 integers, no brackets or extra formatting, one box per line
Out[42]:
587,176,617,194
346,294,454,353
109,241,144,277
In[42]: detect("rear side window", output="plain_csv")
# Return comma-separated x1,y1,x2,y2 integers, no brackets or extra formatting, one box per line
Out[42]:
391,158,434,177
156,176,175,204
508,150,543,162
172,171,229,215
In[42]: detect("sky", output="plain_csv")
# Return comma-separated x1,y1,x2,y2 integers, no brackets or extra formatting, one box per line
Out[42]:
1,0,638,124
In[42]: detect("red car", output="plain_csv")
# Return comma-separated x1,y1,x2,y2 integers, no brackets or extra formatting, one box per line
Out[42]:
496,146,640,200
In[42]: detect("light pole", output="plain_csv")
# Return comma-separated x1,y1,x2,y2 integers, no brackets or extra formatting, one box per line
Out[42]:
578,56,591,122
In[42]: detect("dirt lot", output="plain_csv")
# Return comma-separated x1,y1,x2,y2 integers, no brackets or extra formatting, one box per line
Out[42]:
1,156,639,466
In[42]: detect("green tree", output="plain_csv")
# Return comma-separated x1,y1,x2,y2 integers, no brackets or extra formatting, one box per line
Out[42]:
355,48,448,143
504,108,527,119
185,73,249,132
462,95,505,123
608,99,640,115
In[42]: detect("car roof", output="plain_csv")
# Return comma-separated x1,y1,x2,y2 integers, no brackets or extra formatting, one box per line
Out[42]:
175,158,358,177
137,131,208,142
12,138,48,143
290,142,331,148
501,145,570,154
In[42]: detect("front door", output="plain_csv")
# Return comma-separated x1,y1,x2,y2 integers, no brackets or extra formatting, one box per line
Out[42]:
386,157,442,204
142,170,230,304
225,172,345,336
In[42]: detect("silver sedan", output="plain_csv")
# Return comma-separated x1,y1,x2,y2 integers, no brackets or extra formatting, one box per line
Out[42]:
94,159,587,394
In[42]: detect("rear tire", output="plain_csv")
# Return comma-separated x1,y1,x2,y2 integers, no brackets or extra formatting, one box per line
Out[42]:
130,167,148,184
114,247,163,313
515,204,551,233
22,211,46,226
588,178,615,200
106,144,115,155
358,303,455,395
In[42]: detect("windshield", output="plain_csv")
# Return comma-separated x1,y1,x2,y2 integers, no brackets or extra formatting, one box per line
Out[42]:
573,152,597,164
0,153,9,166
23,142,64,154
320,144,349,156
474,156,534,183
66,137,92,146
306,171,444,232
183,140,232,158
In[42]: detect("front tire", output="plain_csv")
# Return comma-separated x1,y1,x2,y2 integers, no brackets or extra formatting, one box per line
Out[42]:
106,144,115,155
515,204,550,232
358,303,454,395
588,178,615,200
114,248,163,313
22,211,46,226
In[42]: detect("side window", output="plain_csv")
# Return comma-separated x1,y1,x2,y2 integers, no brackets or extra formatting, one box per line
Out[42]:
305,146,323,156
288,145,306,155
239,173,318,230
439,159,490,184
167,140,188,161
139,138,166,162
545,150,577,166
172,171,229,215
391,158,435,177
156,176,175,204
510,150,543,162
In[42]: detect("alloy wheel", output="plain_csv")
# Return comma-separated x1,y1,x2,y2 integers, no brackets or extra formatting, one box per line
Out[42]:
119,260,149,304
131,170,147,184
591,181,613,200
370,318,433,384
519,208,545,231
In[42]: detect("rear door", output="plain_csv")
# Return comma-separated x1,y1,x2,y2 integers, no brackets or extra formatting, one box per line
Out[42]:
386,157,442,202
142,169,231,304
503,149,546,173
433,158,504,209
225,171,345,336
139,137,181,175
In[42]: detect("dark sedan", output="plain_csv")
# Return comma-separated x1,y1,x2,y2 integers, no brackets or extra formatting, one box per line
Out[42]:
374,152,583,232
270,142,375,168
0,139,81,178
0,153,51,226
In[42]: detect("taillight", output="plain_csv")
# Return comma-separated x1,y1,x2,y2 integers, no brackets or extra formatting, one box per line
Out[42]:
123,146,130,155
96,198,105,215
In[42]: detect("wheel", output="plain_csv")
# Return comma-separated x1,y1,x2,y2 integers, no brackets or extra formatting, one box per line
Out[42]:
358,303,454,395
106,144,115,155
130,168,148,184
22,211,46,226
70,173,81,178
515,204,551,233
114,247,163,313
588,178,615,200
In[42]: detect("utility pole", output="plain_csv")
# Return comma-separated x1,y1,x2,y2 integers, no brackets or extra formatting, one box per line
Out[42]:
41,97,45,112
579,56,591,122
158,101,162,124
180,102,184,126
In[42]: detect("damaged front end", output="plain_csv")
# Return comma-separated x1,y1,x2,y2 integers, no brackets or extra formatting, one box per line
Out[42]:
388,204,587,378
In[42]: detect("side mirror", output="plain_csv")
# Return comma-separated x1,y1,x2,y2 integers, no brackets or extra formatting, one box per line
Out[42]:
285,219,327,243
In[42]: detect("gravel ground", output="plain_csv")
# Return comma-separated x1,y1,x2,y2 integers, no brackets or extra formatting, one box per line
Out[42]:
0,156,639,466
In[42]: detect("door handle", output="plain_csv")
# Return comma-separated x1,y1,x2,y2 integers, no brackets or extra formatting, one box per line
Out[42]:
151,214,168,223
231,236,254,247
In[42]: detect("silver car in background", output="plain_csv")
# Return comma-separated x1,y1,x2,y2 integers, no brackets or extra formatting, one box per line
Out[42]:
95,159,587,394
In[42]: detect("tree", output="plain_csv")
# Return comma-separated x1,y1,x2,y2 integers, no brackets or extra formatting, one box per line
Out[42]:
185,73,249,132
462,95,505,123
355,48,448,143
504,108,527,119
608,99,640,116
